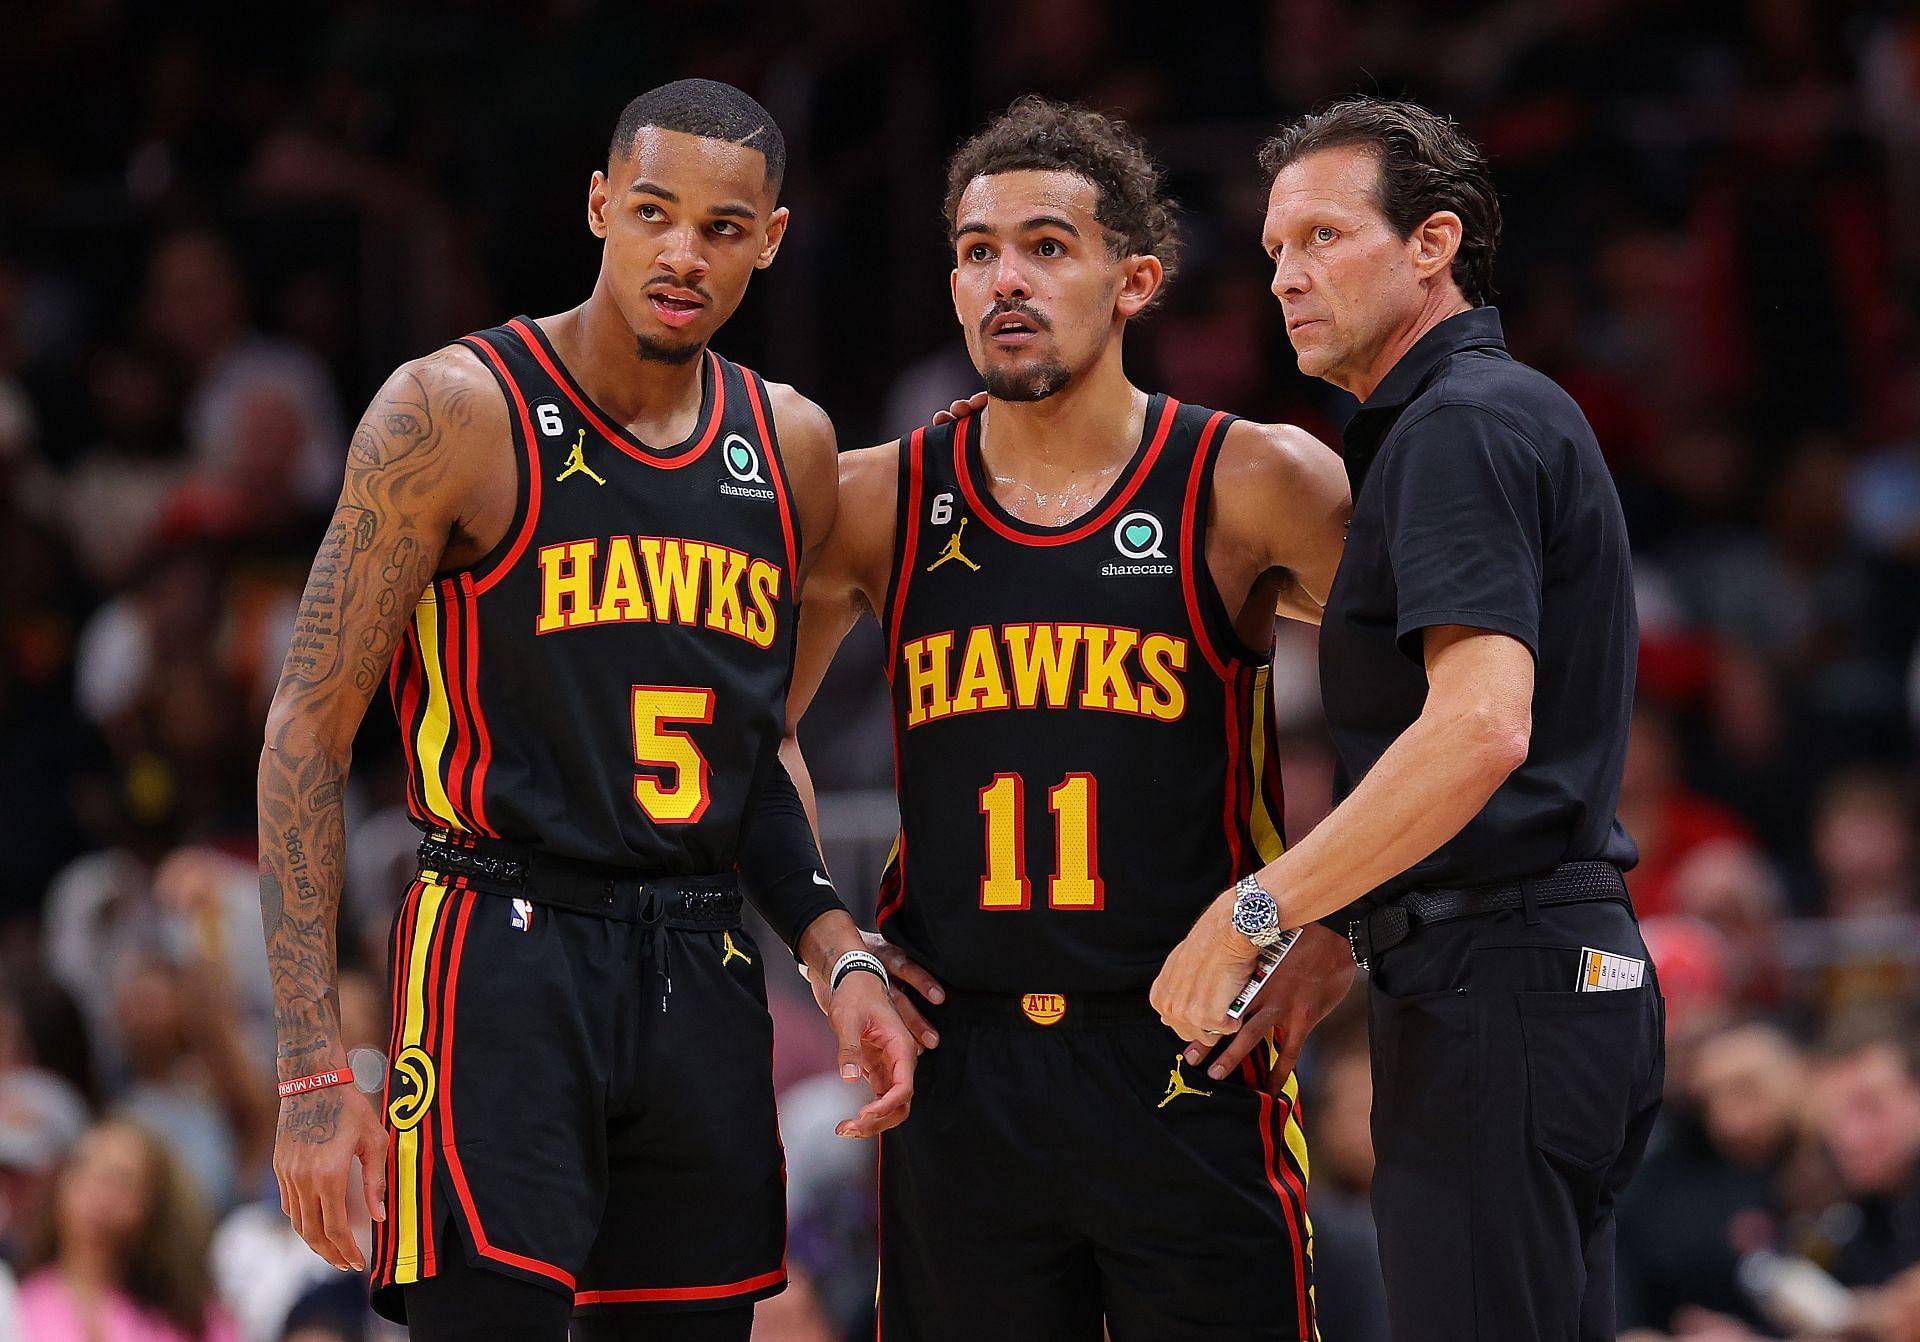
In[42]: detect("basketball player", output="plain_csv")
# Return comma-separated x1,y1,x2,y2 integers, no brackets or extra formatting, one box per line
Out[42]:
258,80,916,1342
785,97,1355,1340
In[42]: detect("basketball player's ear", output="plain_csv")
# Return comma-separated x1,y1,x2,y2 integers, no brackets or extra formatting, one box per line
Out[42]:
587,170,613,240
1114,252,1164,319
949,267,963,326
755,206,791,270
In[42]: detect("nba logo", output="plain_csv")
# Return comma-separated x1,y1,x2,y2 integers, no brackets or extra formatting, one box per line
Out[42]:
510,898,534,932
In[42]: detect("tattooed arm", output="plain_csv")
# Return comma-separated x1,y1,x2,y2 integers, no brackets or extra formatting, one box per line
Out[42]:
258,345,509,1270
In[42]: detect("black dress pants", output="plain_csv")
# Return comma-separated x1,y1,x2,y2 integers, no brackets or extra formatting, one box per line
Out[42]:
1367,899,1664,1342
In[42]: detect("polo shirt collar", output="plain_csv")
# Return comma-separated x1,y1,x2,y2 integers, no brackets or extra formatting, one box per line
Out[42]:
1339,306,1507,490
1360,305,1507,413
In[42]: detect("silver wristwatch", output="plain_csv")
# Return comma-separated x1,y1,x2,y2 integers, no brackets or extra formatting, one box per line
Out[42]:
1229,875,1287,948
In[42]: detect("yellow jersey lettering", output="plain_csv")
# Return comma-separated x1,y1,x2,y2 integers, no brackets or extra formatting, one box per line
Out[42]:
1079,626,1140,713
1136,633,1189,721
902,632,956,727
744,559,781,649
594,536,650,624
1004,623,1081,709
537,539,600,632
951,625,1012,715
703,544,750,638
640,538,705,626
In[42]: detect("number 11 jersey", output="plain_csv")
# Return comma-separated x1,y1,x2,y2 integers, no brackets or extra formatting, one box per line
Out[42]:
878,396,1287,992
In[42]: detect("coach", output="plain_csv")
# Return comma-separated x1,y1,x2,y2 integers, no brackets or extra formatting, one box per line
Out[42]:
1153,97,1664,1341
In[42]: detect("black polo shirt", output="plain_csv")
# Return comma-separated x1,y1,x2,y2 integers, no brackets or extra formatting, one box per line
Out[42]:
1319,306,1638,917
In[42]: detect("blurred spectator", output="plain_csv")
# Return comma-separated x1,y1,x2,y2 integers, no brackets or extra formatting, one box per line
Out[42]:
0,1068,90,1262
18,1118,241,1341
1639,915,1736,1100
1619,703,1757,918
139,229,344,510
1618,1022,1811,1335
1802,771,1920,1014
1669,840,1790,1013
1799,1006,1920,1293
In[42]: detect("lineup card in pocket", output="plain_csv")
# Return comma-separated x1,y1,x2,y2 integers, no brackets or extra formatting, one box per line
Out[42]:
1577,946,1646,992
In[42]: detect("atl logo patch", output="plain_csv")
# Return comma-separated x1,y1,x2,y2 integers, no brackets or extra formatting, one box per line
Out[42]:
386,1045,437,1132
1020,992,1067,1026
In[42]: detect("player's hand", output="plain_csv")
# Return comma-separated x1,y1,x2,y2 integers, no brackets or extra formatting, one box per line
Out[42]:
826,971,916,1139
274,1083,387,1271
812,930,945,1049
1151,892,1258,1047
1185,923,1354,1090
862,930,945,1049
930,391,988,425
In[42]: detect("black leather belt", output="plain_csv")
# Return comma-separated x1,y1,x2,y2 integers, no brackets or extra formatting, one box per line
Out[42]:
416,833,741,930
1347,861,1629,970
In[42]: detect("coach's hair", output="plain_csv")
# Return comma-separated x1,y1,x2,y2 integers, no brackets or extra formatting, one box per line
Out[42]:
944,95,1180,301
609,78,786,195
1258,96,1501,306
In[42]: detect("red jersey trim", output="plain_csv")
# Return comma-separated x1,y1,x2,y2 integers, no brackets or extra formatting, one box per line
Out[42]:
574,1265,787,1306
740,369,800,580
1179,410,1235,681
884,429,926,665
506,318,724,470
953,397,1177,548
463,335,545,597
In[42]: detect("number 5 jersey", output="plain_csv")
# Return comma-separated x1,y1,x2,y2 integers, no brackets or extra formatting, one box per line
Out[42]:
389,317,799,873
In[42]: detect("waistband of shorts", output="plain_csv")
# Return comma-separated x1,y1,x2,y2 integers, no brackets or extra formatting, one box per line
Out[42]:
415,832,740,929
929,986,1162,1030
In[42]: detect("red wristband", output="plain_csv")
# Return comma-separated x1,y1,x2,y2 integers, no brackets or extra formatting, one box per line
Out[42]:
277,1067,355,1100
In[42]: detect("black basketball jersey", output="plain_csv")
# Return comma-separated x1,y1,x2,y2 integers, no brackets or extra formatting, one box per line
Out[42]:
877,395,1287,993
387,317,800,873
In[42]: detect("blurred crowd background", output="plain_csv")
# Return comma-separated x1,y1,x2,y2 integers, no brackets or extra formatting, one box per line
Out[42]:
1,1,1918,1339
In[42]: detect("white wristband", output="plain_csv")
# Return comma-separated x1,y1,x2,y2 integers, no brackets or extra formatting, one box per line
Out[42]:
829,948,890,994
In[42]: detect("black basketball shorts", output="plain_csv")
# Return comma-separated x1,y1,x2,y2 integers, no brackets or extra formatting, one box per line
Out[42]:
877,989,1316,1342
367,867,788,1323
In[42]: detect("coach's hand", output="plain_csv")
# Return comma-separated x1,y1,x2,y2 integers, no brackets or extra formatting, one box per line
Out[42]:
275,1083,387,1271
931,391,988,425
1151,893,1258,1049
827,972,917,1139
1185,923,1355,1091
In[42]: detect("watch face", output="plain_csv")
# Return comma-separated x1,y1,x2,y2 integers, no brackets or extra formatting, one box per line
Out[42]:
1233,888,1278,936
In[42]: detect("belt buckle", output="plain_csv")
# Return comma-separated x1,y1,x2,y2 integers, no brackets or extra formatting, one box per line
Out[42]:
1346,919,1371,971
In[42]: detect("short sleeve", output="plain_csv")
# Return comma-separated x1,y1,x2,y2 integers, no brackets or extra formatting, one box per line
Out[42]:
1381,403,1549,661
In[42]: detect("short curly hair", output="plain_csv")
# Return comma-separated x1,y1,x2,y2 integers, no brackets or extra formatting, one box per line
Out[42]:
944,96,1180,299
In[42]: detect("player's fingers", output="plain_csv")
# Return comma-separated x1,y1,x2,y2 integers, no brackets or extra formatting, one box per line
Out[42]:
1267,1009,1311,1086
840,1047,915,1137
876,945,945,1005
318,1170,365,1271
1206,1006,1282,1080
888,986,939,1049
361,1130,390,1224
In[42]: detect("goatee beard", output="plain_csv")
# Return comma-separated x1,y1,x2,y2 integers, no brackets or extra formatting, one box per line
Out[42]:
983,359,1072,402
634,333,702,365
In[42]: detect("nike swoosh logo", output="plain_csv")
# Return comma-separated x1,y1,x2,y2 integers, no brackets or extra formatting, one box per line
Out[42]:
812,872,833,887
